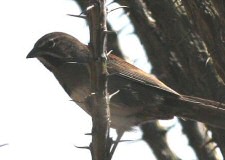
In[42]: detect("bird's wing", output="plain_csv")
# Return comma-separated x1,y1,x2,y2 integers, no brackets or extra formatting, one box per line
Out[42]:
108,54,179,96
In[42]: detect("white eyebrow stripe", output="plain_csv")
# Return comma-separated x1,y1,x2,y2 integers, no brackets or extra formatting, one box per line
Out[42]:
48,38,56,48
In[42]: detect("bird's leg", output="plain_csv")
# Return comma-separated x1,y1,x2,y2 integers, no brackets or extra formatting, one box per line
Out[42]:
109,130,124,160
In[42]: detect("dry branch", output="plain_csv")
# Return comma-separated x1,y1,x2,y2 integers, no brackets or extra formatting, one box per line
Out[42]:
118,0,223,159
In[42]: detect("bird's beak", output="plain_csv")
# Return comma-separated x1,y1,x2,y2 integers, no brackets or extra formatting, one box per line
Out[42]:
27,49,64,59
26,48,37,59
26,49,53,59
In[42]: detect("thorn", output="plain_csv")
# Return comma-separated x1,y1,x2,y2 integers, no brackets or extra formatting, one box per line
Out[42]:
0,143,8,147
104,30,117,34
108,6,129,14
205,57,211,66
85,133,92,136
101,51,108,60
109,90,120,99
107,50,113,56
114,139,133,143
74,145,90,150
67,4,95,19
70,99,85,104
81,4,95,15
67,14,87,19
107,72,117,77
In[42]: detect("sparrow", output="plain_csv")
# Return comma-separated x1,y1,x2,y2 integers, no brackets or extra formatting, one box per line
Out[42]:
27,32,225,130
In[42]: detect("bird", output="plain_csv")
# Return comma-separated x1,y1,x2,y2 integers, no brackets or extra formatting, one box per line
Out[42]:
27,32,225,130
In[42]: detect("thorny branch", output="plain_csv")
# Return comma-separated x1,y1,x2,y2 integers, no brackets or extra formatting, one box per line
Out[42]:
86,0,111,160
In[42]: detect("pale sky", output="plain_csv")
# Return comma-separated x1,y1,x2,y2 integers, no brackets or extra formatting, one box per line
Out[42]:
0,0,198,159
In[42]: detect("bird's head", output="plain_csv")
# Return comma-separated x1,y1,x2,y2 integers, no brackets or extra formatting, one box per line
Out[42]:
27,32,90,71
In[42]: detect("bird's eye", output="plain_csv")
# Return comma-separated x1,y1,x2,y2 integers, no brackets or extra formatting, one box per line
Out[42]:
45,39,55,48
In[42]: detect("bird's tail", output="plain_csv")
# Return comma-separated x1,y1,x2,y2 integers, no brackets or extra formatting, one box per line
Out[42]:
169,95,225,129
